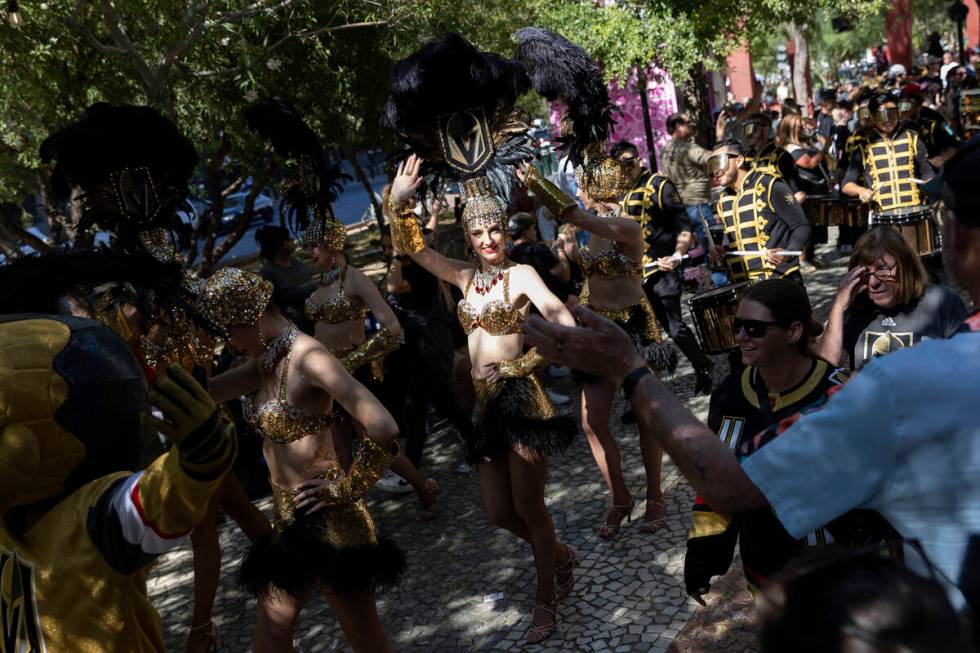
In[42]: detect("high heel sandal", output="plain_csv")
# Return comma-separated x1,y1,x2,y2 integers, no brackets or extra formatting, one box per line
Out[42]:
597,500,635,540
418,479,439,521
555,544,579,602
638,499,668,534
185,620,218,653
526,602,558,645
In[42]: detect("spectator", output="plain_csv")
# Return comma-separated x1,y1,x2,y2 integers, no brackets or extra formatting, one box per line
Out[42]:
507,212,571,302
814,227,967,370
660,113,714,269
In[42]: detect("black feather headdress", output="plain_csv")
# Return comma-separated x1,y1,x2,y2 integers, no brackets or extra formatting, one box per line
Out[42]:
244,98,350,249
382,33,534,207
39,103,198,250
513,27,616,168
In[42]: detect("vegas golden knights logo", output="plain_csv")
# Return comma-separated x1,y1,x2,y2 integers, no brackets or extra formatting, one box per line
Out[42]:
1,548,45,652
437,109,493,174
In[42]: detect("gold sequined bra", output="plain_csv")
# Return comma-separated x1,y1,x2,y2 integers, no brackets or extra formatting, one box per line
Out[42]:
242,343,333,444
580,243,641,279
304,266,367,325
457,268,525,336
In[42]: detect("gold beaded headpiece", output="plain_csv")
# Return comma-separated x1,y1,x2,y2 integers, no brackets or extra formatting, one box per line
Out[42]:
575,142,630,202
198,267,273,330
460,176,506,231
303,215,348,251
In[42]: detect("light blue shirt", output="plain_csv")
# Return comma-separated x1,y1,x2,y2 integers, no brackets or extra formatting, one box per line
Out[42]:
742,329,980,607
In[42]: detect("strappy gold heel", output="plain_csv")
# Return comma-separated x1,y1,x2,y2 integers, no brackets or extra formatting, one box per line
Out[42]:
526,602,558,645
638,499,668,534
555,544,579,602
597,499,634,540
185,620,218,653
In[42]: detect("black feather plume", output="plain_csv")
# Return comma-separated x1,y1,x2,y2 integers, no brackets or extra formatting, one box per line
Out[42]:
39,103,198,240
513,27,616,166
381,33,532,201
244,97,350,234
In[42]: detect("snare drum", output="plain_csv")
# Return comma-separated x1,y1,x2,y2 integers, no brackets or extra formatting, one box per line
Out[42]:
803,194,836,244
687,282,751,355
870,206,941,257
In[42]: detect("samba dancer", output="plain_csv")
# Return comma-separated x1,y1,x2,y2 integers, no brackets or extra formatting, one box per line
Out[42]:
708,140,811,286
246,98,436,514
205,268,404,653
383,33,580,643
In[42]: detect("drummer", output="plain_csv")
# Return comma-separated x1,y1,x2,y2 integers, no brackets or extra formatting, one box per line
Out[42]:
741,112,804,202
841,93,934,214
834,92,876,256
708,140,811,287
813,226,967,371
898,83,959,169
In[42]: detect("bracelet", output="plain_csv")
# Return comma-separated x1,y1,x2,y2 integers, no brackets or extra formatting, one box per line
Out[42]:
622,365,652,400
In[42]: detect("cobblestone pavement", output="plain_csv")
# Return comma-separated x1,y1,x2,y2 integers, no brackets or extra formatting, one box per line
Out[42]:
150,244,850,652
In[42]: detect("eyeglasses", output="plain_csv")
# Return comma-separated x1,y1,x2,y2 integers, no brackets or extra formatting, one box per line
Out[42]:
618,155,638,167
867,263,897,281
708,153,734,174
733,317,781,338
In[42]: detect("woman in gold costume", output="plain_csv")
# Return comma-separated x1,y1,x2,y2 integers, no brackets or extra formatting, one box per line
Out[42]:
203,268,403,653
389,153,579,644
303,215,438,514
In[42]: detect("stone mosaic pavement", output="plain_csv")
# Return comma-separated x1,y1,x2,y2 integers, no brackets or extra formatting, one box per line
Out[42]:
149,242,852,652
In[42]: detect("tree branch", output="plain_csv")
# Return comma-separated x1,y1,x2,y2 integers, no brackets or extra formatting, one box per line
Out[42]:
207,0,302,27
266,20,388,52
98,0,155,91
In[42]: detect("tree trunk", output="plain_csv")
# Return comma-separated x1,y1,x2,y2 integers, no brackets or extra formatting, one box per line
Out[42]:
787,23,812,111
682,64,714,148
36,172,69,245
347,150,383,231
208,180,264,267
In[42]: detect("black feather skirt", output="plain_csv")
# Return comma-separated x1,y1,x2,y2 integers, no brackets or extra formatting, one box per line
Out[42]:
575,297,678,384
467,373,576,464
240,482,405,598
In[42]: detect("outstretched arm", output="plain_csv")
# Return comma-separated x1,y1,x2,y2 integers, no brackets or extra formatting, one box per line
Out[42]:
348,266,402,338
388,155,473,289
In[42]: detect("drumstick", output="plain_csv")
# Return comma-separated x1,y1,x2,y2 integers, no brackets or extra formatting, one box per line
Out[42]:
643,254,690,271
725,250,803,257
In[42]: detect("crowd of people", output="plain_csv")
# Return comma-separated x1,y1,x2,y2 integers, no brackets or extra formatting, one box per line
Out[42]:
0,26,977,653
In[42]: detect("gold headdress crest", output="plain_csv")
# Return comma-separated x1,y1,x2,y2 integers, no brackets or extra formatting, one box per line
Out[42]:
575,142,630,202
199,268,273,330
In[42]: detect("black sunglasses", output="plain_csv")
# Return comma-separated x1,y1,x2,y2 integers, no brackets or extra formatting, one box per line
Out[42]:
733,317,781,338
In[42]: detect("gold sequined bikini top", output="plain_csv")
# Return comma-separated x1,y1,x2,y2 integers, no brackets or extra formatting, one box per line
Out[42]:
580,242,641,279
241,341,333,444
304,266,367,324
457,268,525,336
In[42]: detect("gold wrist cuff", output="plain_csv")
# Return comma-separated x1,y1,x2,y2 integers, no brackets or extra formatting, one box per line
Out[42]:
319,437,399,505
342,326,399,374
523,166,577,218
385,198,426,255
498,347,548,378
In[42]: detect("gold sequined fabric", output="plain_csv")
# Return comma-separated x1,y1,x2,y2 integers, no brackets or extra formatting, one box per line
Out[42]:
472,365,556,420
385,198,426,254
304,266,367,325
199,268,272,330
580,245,642,279
270,467,379,548
587,295,664,343
304,215,348,251
523,165,577,218
577,143,631,202
457,268,525,336
318,437,398,506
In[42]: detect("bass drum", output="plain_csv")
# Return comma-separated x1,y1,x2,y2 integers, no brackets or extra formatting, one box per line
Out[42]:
687,282,751,355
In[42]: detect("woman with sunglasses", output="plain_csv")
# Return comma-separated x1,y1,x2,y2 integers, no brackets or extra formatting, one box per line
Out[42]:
685,279,850,603
841,94,933,212
814,227,967,371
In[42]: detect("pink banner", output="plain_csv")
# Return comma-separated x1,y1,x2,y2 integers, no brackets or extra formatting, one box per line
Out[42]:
550,65,677,169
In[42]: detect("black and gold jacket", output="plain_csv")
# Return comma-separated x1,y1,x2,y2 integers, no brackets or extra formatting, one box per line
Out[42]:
745,141,800,193
842,127,933,211
685,360,849,594
715,171,810,282
909,107,959,159
620,170,689,280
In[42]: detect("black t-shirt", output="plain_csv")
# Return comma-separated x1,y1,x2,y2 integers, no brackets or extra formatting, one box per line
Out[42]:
841,284,968,370
390,257,440,312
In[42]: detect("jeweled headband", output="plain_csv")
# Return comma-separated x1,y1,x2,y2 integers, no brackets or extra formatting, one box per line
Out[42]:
198,267,273,330
303,215,348,251
575,142,630,203
460,176,506,231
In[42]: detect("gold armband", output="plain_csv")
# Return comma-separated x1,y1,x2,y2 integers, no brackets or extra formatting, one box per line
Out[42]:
523,166,577,218
385,195,426,254
318,437,399,505
497,347,548,379
342,326,399,374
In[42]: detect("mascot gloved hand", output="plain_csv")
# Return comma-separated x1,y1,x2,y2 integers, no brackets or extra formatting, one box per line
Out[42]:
0,315,235,653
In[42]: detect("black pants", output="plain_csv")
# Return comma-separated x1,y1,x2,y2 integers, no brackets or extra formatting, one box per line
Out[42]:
643,274,710,372
384,308,475,469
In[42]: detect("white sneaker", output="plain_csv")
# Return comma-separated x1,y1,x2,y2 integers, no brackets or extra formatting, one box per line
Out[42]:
376,471,413,494
546,389,570,405
549,364,571,378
